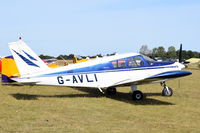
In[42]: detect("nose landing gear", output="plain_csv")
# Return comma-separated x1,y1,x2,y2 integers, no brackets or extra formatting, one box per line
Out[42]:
161,82,173,96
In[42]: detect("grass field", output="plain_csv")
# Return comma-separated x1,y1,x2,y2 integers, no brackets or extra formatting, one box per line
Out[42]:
0,69,200,133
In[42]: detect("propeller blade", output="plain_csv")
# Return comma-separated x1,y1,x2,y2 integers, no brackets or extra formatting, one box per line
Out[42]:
179,44,182,63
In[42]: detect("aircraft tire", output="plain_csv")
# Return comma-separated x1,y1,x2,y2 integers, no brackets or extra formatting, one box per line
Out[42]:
106,87,117,95
132,90,143,100
162,87,173,96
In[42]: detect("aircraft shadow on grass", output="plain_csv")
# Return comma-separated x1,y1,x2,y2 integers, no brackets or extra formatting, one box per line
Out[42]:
10,87,175,105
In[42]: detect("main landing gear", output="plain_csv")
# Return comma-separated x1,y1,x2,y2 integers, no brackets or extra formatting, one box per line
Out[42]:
97,87,117,95
160,82,173,96
102,82,172,101
131,85,143,100
106,87,117,95
105,85,144,100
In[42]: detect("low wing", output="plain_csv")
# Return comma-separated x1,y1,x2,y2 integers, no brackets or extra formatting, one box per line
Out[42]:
109,70,192,87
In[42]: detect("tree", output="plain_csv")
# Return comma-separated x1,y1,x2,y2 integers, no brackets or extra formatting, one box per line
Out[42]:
193,51,199,58
167,46,177,59
177,50,188,60
56,54,74,60
152,48,158,57
139,45,151,55
39,54,55,59
157,46,166,58
187,50,194,58
106,52,116,56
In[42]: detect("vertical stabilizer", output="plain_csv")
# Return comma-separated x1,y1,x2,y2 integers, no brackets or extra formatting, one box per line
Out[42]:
8,40,49,77
1,56,20,83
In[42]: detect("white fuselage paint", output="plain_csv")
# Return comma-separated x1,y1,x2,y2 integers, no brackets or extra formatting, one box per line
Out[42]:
12,52,183,88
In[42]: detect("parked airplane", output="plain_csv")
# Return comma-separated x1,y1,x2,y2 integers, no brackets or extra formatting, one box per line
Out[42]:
0,57,2,73
2,39,192,100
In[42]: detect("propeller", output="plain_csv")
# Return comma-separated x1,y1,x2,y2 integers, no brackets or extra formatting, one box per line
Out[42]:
178,44,190,66
178,44,182,63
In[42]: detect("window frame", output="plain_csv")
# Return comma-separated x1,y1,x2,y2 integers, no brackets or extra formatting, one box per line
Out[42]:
127,56,145,68
111,58,126,69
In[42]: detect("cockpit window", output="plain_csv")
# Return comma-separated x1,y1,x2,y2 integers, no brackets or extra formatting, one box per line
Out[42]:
128,56,144,67
128,57,137,67
141,55,155,65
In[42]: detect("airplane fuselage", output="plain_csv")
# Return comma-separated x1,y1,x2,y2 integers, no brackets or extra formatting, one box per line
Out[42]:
12,53,191,88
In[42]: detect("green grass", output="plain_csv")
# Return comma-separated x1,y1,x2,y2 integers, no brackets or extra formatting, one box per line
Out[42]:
0,69,200,133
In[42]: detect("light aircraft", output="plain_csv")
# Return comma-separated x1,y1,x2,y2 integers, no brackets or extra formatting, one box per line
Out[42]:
73,55,91,63
2,39,192,100
0,57,2,73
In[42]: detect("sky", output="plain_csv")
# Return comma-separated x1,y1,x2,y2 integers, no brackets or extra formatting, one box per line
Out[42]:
0,0,200,57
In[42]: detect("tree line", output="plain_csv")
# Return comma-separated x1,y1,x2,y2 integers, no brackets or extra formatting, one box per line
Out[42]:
139,45,200,60
39,52,116,60
39,46,199,60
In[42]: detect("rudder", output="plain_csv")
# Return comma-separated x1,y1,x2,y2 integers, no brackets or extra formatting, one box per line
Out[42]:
8,39,50,77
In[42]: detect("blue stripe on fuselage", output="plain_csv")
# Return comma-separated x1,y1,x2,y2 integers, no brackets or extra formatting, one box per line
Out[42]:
39,56,177,77
152,61,174,66
42,64,178,77
147,70,192,79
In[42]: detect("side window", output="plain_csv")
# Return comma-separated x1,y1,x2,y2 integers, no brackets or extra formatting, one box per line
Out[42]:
118,59,126,68
134,56,144,66
111,59,126,68
112,61,118,68
128,56,144,67
128,57,137,67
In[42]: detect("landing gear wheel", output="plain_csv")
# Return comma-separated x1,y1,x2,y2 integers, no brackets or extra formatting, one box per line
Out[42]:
132,90,143,100
162,87,173,96
106,87,117,95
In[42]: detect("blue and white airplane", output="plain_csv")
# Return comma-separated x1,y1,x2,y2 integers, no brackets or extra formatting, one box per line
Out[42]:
5,39,192,100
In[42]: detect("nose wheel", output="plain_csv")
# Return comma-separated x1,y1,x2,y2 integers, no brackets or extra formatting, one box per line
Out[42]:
161,82,173,96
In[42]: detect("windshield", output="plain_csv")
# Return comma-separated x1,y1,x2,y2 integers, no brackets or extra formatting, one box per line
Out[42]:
141,55,155,65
